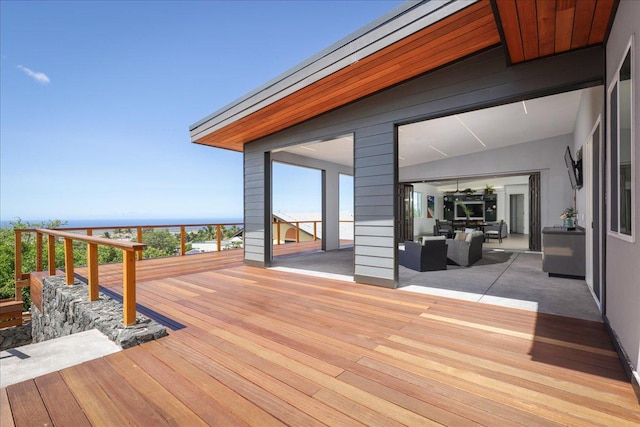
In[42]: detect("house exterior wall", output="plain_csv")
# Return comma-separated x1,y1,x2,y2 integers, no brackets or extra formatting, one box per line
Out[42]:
605,0,640,381
243,46,604,287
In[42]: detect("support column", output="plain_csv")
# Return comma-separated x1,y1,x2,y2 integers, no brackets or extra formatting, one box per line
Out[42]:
353,124,397,288
322,168,340,251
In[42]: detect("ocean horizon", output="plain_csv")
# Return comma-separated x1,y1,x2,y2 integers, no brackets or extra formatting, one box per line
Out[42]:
0,217,244,230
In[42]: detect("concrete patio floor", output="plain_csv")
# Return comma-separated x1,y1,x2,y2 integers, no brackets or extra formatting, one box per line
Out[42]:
270,247,602,322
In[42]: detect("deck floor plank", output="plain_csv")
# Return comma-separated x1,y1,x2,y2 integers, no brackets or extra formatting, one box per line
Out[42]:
123,345,253,426
4,380,52,427
34,372,91,427
0,387,15,427
6,246,640,426
59,362,136,426
103,351,209,427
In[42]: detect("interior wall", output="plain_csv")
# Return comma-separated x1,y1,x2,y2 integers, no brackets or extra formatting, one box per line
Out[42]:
605,0,640,375
574,86,604,223
410,182,439,238
400,134,573,231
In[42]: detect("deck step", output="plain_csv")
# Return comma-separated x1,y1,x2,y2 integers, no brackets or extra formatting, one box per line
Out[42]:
0,300,24,329
0,329,121,388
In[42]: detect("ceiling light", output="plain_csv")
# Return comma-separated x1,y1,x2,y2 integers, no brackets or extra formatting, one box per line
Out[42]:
455,115,486,147
429,145,448,157
522,100,528,114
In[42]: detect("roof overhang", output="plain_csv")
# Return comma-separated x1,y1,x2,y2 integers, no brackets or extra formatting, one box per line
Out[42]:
190,0,617,152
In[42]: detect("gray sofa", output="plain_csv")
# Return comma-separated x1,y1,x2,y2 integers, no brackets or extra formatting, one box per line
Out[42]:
446,231,484,267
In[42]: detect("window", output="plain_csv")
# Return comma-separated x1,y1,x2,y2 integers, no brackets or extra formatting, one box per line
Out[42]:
412,192,423,217
608,38,634,240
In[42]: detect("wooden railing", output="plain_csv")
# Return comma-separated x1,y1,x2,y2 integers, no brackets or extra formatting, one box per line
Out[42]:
12,222,244,325
27,229,146,325
272,220,353,244
19,222,244,260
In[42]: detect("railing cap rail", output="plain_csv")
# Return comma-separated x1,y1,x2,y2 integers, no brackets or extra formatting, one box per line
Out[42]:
35,229,146,252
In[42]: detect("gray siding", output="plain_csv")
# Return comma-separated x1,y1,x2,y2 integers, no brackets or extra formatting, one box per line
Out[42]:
604,0,640,378
243,46,604,286
243,150,267,265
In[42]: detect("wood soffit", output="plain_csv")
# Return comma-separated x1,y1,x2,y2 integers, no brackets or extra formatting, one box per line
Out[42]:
194,0,617,152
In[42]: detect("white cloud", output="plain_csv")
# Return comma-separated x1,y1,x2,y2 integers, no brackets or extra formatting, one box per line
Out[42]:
17,65,50,84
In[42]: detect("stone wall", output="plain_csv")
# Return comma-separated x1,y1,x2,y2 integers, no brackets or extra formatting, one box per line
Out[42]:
0,322,31,351
32,275,167,349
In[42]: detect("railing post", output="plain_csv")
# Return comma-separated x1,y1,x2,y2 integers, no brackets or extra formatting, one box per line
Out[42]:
35,232,43,272
63,237,74,285
137,227,143,260
48,235,56,276
216,224,222,252
313,221,317,241
87,243,99,301
296,222,300,243
123,250,136,326
180,226,186,256
277,222,281,245
14,231,22,301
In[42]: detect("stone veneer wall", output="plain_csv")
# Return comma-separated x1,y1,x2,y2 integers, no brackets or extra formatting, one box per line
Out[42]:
0,322,32,351
32,275,167,349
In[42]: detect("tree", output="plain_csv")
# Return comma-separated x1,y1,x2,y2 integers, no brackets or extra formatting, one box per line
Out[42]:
201,225,217,241
0,219,67,309
139,229,178,257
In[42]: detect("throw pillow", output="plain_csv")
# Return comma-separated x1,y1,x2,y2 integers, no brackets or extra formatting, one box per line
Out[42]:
455,232,467,241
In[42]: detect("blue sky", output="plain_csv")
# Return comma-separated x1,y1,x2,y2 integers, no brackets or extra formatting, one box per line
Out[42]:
1,0,402,222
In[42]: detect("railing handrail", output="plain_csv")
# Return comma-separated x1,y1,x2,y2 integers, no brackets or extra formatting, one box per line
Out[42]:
35,228,146,251
15,221,244,233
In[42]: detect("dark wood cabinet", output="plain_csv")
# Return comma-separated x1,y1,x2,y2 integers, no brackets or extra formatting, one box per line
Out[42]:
542,227,585,279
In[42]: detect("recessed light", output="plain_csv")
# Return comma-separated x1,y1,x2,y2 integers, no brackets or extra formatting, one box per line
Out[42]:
522,100,528,114
300,146,316,152
455,115,486,147
429,145,448,157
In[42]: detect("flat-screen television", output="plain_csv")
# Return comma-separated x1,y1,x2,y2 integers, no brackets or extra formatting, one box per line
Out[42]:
455,201,485,220
564,146,583,189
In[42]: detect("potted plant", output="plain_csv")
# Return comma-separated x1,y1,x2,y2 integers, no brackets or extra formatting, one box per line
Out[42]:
560,207,577,229
456,200,473,227
484,184,495,194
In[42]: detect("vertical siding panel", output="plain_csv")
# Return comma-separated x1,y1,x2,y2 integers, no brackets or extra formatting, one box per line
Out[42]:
354,126,396,288
244,149,266,266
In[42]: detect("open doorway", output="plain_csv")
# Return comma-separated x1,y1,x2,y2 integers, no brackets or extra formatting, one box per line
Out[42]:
268,135,355,279
396,87,603,320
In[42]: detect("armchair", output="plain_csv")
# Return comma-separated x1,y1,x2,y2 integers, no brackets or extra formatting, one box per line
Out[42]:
399,237,447,271
446,231,484,266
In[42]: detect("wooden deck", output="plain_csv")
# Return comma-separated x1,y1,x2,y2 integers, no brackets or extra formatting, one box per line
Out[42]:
2,247,640,426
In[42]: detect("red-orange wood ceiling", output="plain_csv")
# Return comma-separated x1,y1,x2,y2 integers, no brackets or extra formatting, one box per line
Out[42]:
495,0,616,64
194,0,616,151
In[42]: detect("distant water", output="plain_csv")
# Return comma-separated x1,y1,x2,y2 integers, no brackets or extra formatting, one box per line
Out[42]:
0,218,243,229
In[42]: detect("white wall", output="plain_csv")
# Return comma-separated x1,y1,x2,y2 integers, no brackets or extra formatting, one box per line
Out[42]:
400,134,573,231
605,0,640,375
411,182,439,238
574,86,604,222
